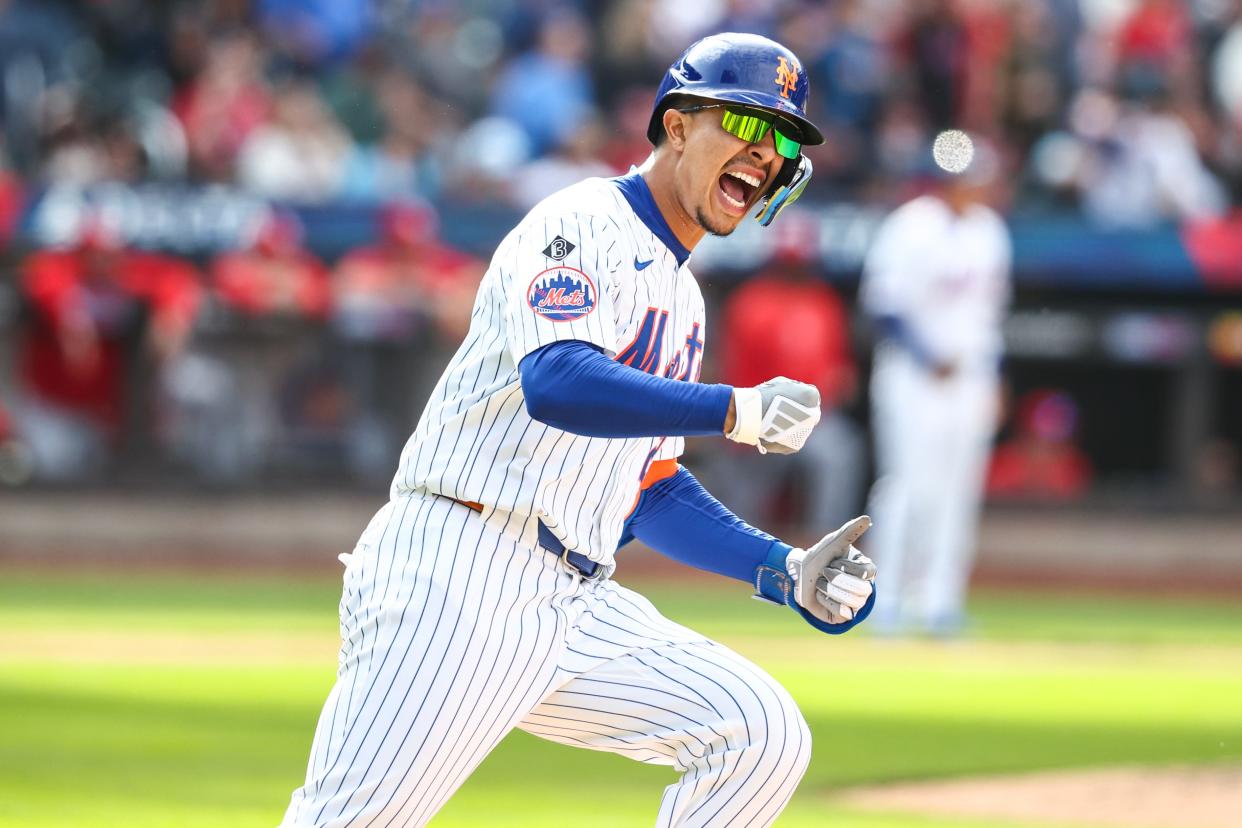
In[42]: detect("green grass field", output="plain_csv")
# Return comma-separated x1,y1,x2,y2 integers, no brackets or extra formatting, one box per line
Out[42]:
1,570,1240,828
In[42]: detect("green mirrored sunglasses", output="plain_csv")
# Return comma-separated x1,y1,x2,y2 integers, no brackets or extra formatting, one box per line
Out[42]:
680,104,802,159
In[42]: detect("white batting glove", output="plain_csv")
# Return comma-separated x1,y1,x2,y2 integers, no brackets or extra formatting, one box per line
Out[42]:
785,516,876,625
727,376,821,455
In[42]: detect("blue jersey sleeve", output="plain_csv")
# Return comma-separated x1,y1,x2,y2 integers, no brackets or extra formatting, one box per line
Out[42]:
623,466,791,583
518,339,733,438
624,466,875,635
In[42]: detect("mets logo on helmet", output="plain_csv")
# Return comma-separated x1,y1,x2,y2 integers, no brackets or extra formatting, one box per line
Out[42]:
527,266,597,322
775,56,799,99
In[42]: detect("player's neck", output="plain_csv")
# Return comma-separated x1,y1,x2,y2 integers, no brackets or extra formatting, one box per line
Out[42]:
637,155,705,251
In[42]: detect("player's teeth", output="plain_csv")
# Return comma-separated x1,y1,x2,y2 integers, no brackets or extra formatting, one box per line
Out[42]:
727,171,760,187
721,189,745,208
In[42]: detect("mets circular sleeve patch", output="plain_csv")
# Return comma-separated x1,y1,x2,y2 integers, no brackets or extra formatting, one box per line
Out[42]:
527,267,598,322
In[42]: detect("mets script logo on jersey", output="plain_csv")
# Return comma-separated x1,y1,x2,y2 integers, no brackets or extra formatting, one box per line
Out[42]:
527,267,597,322
775,56,799,99
618,309,703,381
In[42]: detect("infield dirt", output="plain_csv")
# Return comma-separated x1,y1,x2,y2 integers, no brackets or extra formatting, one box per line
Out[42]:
840,764,1242,828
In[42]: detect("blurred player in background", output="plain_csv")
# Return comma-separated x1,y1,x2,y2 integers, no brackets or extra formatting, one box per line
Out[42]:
210,209,332,321
987,388,1093,502
333,200,483,345
12,218,200,480
861,132,1011,637
332,200,484,479
162,210,334,484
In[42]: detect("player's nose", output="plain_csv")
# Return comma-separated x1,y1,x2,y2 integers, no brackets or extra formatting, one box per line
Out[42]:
746,131,779,168
745,130,775,173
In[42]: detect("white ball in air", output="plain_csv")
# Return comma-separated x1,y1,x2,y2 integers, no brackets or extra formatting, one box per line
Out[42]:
932,129,975,174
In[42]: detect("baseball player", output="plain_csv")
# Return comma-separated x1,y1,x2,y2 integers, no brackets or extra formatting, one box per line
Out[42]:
281,33,876,828
860,137,1011,637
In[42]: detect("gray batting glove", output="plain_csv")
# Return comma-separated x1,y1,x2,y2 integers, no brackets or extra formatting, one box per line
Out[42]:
786,516,876,624
727,376,821,455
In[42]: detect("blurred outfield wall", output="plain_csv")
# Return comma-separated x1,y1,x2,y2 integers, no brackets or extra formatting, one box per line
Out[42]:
4,195,1242,500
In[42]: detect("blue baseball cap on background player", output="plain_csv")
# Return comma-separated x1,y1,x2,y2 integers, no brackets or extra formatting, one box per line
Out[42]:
647,32,825,227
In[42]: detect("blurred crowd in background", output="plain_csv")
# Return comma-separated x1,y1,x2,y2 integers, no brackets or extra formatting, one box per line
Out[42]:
0,0,1238,518
0,0,1240,219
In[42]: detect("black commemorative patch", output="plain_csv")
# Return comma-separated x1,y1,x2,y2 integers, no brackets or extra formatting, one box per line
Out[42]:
541,236,576,261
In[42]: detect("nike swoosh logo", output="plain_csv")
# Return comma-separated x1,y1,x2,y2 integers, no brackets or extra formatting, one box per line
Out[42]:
634,257,654,271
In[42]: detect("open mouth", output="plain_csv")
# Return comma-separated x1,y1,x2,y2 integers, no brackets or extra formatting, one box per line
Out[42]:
717,169,762,214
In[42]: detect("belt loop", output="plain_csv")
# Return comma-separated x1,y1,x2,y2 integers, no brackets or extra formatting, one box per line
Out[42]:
561,548,583,585
558,543,586,584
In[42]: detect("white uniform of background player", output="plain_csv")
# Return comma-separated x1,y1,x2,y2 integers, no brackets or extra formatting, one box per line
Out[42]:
861,146,1011,636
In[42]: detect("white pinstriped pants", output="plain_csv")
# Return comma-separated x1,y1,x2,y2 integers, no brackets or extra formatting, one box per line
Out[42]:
280,495,811,827
865,354,997,632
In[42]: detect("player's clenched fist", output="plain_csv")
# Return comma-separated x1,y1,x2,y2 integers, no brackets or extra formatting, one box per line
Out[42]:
786,516,876,624
726,376,821,454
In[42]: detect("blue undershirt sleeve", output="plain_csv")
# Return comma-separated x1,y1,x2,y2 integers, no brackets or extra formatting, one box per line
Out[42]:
518,340,733,438
623,466,876,635
624,466,791,584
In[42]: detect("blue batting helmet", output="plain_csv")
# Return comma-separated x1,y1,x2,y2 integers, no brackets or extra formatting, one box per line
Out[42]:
648,33,823,226
646,32,824,147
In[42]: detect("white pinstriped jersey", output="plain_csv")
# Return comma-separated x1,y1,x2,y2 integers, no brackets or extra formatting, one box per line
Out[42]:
391,174,707,565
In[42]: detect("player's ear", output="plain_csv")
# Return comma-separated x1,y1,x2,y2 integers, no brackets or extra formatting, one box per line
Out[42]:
662,108,690,152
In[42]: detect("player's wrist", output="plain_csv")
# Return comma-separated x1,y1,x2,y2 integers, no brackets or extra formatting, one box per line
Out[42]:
752,541,796,605
726,378,820,454
725,386,763,444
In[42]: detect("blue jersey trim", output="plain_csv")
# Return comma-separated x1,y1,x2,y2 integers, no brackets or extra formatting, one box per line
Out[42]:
613,170,691,267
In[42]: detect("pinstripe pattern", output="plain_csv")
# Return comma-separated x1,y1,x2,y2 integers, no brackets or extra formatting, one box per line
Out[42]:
281,175,812,826
282,496,811,827
389,177,701,566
